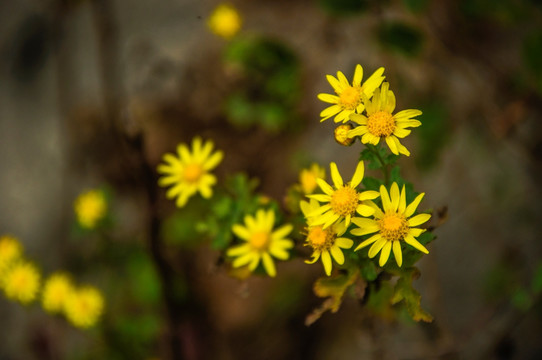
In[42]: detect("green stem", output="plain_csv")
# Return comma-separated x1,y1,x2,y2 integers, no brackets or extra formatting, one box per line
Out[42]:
366,144,389,186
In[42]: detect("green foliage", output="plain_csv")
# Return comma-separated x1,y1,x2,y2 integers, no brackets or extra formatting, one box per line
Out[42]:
392,268,433,322
415,101,450,170
360,144,399,170
402,0,429,13
317,0,370,16
224,36,301,133
377,22,424,58
523,30,542,95
531,262,542,294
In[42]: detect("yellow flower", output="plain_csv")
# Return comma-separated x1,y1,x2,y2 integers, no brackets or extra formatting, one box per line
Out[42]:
2,261,41,304
207,3,242,40
42,273,73,314
0,235,23,274
351,182,431,267
348,82,422,156
318,65,385,123
74,189,107,229
227,209,293,277
299,163,326,195
334,124,354,146
157,137,223,208
301,199,353,276
307,161,380,229
65,285,104,329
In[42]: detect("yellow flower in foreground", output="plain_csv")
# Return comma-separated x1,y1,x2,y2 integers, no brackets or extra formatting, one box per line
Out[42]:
301,199,353,276
318,65,385,123
0,235,23,274
65,286,104,329
308,161,379,229
42,273,73,314
348,82,422,156
157,137,223,208
2,261,41,304
74,189,107,229
227,209,293,277
299,163,326,195
207,3,242,40
351,182,430,267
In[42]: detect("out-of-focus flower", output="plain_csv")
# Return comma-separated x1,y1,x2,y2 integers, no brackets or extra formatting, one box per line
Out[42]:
318,65,385,123
157,137,223,208
2,261,41,304
301,199,353,276
351,182,430,267
307,161,379,229
348,82,422,156
207,3,242,40
64,285,104,329
0,235,23,275
299,163,326,195
227,209,293,277
74,189,107,229
42,272,73,314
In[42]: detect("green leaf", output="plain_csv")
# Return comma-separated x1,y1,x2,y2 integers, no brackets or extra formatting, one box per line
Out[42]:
392,268,433,322
511,288,532,312
532,262,542,294
360,260,378,281
361,176,383,191
377,22,424,58
318,0,370,16
403,0,429,13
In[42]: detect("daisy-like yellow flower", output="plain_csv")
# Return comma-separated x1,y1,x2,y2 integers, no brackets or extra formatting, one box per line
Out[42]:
64,285,104,329
157,137,223,208
348,82,422,156
74,189,107,229
207,3,242,40
299,163,326,195
301,199,353,276
0,235,23,275
42,272,73,314
318,65,385,123
351,182,431,267
308,161,380,229
227,209,294,277
2,261,41,304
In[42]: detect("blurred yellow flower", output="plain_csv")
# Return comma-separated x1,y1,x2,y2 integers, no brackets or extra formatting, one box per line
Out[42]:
307,161,379,229
299,163,326,195
352,182,430,267
65,286,104,329
348,82,422,156
0,235,23,274
157,137,223,208
2,261,41,304
207,3,242,40
318,65,385,123
42,272,73,314
227,209,293,277
74,189,107,229
301,199,353,276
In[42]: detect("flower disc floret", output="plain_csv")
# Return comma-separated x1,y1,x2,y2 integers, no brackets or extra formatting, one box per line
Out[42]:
318,65,385,123
157,137,223,208
227,209,293,277
348,82,422,156
307,161,379,229
351,182,431,267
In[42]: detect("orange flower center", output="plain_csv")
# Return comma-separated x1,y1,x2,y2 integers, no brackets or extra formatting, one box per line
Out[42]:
330,186,359,216
339,86,361,110
306,226,335,252
250,231,270,251
367,110,395,137
379,212,409,242
183,163,203,183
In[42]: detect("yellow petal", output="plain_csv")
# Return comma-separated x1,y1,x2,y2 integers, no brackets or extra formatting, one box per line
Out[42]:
316,178,334,196
349,113,367,125
353,64,363,87
321,251,332,276
354,233,382,251
326,74,342,92
356,204,375,217
379,241,392,266
398,185,407,214
348,126,368,138
404,234,429,254
380,185,392,212
330,246,345,265
320,105,342,121
394,109,422,121
350,161,364,188
318,93,339,104
330,162,343,188
368,238,387,258
385,136,399,155
262,253,276,277
392,241,402,267
336,237,353,249
405,193,425,217
408,213,431,227
390,182,400,212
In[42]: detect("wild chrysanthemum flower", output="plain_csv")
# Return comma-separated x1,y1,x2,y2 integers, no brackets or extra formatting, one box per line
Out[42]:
318,65,385,123
0,235,23,275
207,3,242,40
299,163,326,195
42,273,73,314
301,199,353,276
157,137,223,208
64,286,104,329
348,82,422,156
308,161,379,229
2,261,41,304
351,182,430,267
74,189,107,229
227,209,293,277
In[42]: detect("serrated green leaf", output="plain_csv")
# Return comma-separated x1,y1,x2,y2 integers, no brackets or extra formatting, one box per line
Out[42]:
392,268,433,322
